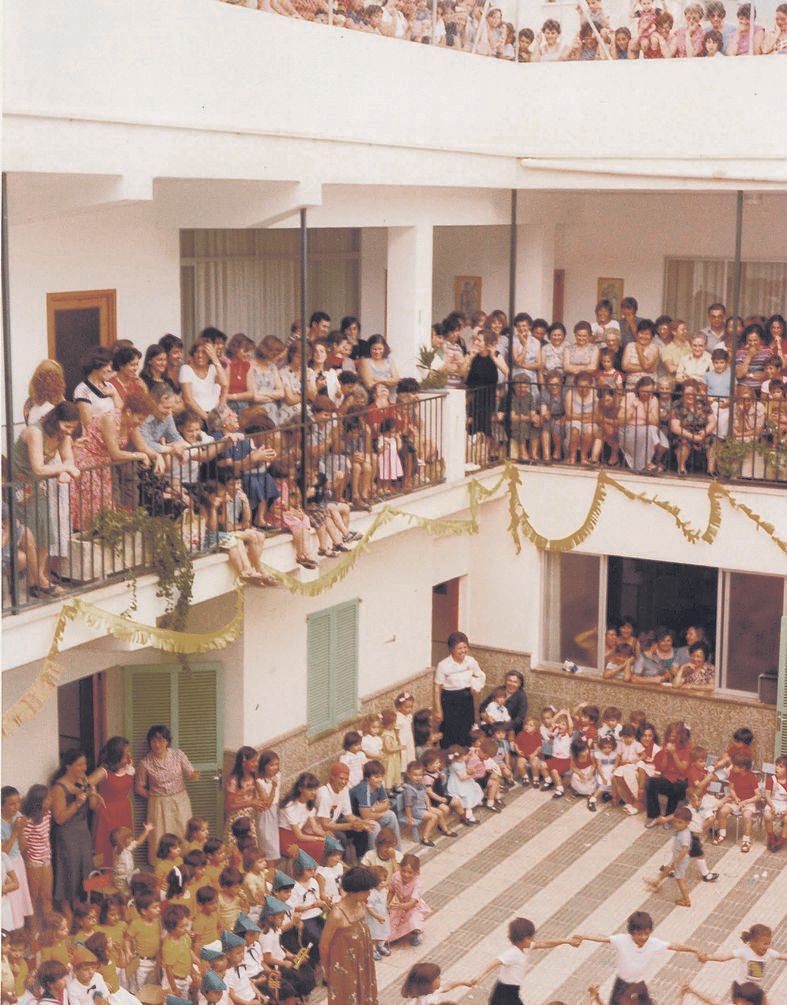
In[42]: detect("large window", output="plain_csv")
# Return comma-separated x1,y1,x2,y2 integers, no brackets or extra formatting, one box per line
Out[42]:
306,599,359,736
544,554,785,699
664,257,787,334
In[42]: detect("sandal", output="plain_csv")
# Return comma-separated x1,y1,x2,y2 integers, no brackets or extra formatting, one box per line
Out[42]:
741,839,751,853
712,830,726,845
296,556,318,570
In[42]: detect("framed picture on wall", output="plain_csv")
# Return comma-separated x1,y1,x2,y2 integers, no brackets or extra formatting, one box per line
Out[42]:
454,276,482,317
597,277,624,318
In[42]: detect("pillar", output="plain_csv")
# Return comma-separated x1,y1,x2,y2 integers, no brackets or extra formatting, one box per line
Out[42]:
385,224,433,377
514,222,556,321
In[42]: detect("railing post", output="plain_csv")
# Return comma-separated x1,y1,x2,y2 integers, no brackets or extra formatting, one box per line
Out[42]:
2,172,19,612
726,190,743,452
299,208,309,505
442,389,469,482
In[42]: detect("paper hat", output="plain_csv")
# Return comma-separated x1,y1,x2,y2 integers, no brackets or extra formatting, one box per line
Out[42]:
233,912,261,935
72,946,98,965
272,869,295,890
136,986,165,1005
200,971,227,994
199,940,225,961
261,895,292,917
220,930,245,952
165,997,192,1005
295,849,317,870
323,834,344,856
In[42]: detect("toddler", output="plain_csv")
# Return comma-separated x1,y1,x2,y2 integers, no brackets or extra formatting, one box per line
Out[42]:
241,849,269,921
339,731,368,787
365,866,391,960
478,738,506,812
645,805,695,906
420,750,463,833
401,761,441,847
445,745,484,824
491,723,516,786
629,0,660,55
111,822,154,897
482,687,512,726
570,738,597,799
514,718,543,787
388,854,429,947
763,756,787,851
598,707,623,740
395,692,417,769
361,713,384,760
376,417,403,495
540,709,573,797
713,754,760,852
381,710,405,793
588,735,620,811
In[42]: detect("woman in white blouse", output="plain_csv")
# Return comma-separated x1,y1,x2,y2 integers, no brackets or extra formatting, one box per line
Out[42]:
433,631,485,749
179,338,227,423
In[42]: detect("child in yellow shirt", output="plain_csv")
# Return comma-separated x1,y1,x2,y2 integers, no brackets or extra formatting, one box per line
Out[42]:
127,892,162,991
161,904,198,996
191,887,221,952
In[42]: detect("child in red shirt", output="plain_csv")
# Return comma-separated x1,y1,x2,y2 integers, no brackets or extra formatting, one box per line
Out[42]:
713,755,760,853
514,719,543,788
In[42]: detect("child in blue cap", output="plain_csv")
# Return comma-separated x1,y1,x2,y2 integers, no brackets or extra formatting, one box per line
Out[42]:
260,897,315,1000
290,850,326,966
316,836,346,906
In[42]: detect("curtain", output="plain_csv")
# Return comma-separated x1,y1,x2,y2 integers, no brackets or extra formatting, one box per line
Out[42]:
194,257,298,342
736,261,787,320
666,258,787,333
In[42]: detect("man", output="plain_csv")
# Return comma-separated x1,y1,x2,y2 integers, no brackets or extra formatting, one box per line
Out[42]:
316,764,374,858
701,302,727,350
619,297,640,348
307,311,331,344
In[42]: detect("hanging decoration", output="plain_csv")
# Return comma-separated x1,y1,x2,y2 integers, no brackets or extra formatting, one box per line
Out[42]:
4,464,784,736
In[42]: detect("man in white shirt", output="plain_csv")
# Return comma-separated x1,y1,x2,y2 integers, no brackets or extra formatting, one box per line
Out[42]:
701,302,727,350
316,763,374,855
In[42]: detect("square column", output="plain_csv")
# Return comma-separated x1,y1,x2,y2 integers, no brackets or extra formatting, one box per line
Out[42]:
386,224,433,376
514,222,556,321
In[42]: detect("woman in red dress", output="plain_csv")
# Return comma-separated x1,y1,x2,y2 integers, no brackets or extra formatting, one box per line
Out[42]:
91,736,135,867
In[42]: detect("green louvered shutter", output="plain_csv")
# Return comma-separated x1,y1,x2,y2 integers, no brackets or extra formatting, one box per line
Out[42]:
777,617,787,759
124,668,173,837
177,664,224,839
332,600,359,724
307,610,333,736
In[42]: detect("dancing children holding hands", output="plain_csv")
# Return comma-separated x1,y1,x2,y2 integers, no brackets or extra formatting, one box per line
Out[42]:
698,924,787,985
401,961,474,1003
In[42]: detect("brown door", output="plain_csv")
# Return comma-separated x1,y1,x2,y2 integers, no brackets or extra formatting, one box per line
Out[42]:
431,578,461,667
47,290,116,395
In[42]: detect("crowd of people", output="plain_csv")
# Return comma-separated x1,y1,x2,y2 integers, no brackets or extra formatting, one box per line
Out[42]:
220,0,787,61
2,632,785,1003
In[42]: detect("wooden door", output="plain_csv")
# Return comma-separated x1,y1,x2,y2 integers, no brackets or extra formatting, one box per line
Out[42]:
47,290,116,395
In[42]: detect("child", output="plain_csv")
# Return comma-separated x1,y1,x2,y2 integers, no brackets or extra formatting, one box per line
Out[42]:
478,737,506,811
83,932,132,1005
361,714,384,761
602,643,635,680
540,371,565,463
360,827,403,880
681,983,770,1005
629,0,660,55
111,822,154,897
192,886,221,952
539,705,556,760
232,913,265,987
184,817,209,856
473,917,581,1003
217,868,249,932
241,850,268,922
37,911,72,967
514,718,543,787
199,970,229,1005
703,26,725,53
401,760,442,847
611,726,645,809
5,930,30,1000
380,710,405,793
388,854,429,948
540,709,573,797
67,946,110,1005
254,751,281,864
575,911,702,1002
413,708,441,757
763,755,787,851
20,783,54,929
714,726,758,773
166,864,195,913
395,692,417,768
588,734,620,811
365,867,391,961
491,723,516,787
316,836,345,905
155,834,183,888
613,25,632,56
674,2,706,55
713,754,760,852
290,850,326,958
258,897,313,1000
160,904,197,995
598,707,623,740
221,476,278,587
699,923,787,983
196,481,269,585
339,731,368,788
482,688,512,726
401,961,472,1002
36,960,69,1005
267,463,318,570
644,805,695,906
596,347,623,391
70,901,99,947
445,745,484,824
203,839,228,891
420,750,462,834
573,703,599,746
220,930,261,1005
376,417,403,496
0,785,33,933
570,738,597,800
127,892,162,991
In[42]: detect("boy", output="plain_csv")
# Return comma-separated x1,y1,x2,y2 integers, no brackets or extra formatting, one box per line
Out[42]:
645,805,695,906
204,839,228,891
472,917,581,999
704,348,731,437
127,892,162,991
598,707,623,740
199,970,229,1005
192,886,221,952
575,911,702,1002
67,946,109,1005
217,868,249,932
161,904,198,995
491,723,517,788
514,718,543,787
713,754,760,852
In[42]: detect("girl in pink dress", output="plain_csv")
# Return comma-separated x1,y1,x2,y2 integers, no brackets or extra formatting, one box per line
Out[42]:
388,853,429,946
376,418,403,495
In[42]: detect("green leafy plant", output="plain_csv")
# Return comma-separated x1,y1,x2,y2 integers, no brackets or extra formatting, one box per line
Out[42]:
90,507,194,630
417,346,447,390
716,436,787,480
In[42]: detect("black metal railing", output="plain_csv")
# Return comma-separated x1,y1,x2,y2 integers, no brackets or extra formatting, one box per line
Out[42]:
2,393,445,613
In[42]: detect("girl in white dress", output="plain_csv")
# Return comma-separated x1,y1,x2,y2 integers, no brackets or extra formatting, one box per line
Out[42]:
255,750,281,862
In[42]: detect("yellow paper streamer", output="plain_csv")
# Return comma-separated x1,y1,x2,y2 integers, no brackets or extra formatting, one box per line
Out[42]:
4,463,784,736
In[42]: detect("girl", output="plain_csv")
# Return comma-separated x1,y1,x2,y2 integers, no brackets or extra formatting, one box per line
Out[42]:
96,895,130,987
611,726,645,811
365,866,390,961
388,854,429,947
395,692,416,769
539,709,573,797
361,714,384,760
514,718,543,787
569,738,596,800
21,783,53,928
681,982,769,1005
376,417,403,496
764,756,787,851
316,837,345,906
445,746,484,824
277,773,326,865
255,749,281,863
155,833,183,888
267,463,318,570
290,850,326,965
165,863,195,912
597,386,621,466
241,850,269,923
70,900,98,946
37,911,71,967
183,816,209,855
1,786,34,932
381,710,405,793
589,734,620,812
401,961,473,1002
700,924,787,984
421,750,462,833
111,822,154,897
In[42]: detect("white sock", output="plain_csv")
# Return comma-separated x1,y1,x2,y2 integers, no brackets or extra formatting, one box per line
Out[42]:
697,858,709,876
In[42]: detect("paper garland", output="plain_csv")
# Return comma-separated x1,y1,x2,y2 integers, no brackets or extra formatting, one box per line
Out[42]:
3,464,784,737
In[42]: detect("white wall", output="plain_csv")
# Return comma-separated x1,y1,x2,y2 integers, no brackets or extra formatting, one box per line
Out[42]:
433,226,510,322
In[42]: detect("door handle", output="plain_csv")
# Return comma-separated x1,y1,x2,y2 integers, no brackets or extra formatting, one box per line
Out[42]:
213,770,223,787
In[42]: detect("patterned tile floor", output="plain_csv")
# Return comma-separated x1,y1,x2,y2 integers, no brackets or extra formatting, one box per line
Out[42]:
319,782,786,1004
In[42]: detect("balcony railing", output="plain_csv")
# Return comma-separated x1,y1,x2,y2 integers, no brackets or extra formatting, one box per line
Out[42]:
2,393,445,614
218,0,782,62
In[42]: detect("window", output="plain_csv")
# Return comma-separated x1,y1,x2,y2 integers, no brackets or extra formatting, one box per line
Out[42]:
722,573,785,694
306,599,359,736
663,257,787,334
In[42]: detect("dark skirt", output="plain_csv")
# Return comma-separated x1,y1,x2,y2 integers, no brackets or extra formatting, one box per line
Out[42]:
439,688,475,748
490,982,523,1005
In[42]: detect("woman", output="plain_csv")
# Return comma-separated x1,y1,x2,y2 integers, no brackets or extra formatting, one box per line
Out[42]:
319,866,378,1005
13,402,80,596
225,333,256,416
279,341,316,425
255,749,281,862
250,337,285,424
434,631,485,749
674,625,709,667
140,344,180,403
224,745,262,847
644,721,692,825
735,324,776,389
563,324,599,385
73,348,122,428
621,321,660,390
277,772,327,863
91,736,135,868
765,313,786,357
731,384,767,478
466,330,508,460
358,335,400,401
618,376,668,473
108,346,146,403
160,334,184,393
70,391,161,531
311,341,341,404
479,671,528,735
134,724,199,862
179,338,227,423
669,379,716,476
672,642,715,692
50,749,102,920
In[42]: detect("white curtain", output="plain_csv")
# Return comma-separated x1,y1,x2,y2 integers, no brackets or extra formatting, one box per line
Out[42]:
194,257,298,342
737,261,787,320
665,258,787,333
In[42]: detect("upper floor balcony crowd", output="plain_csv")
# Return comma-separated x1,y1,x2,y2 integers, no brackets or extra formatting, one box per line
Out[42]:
219,0,787,60
3,297,785,611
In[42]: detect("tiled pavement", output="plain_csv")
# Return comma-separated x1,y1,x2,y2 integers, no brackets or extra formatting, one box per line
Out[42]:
314,781,785,1004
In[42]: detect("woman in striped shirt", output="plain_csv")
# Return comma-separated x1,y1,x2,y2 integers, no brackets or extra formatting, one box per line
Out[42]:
21,784,53,929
